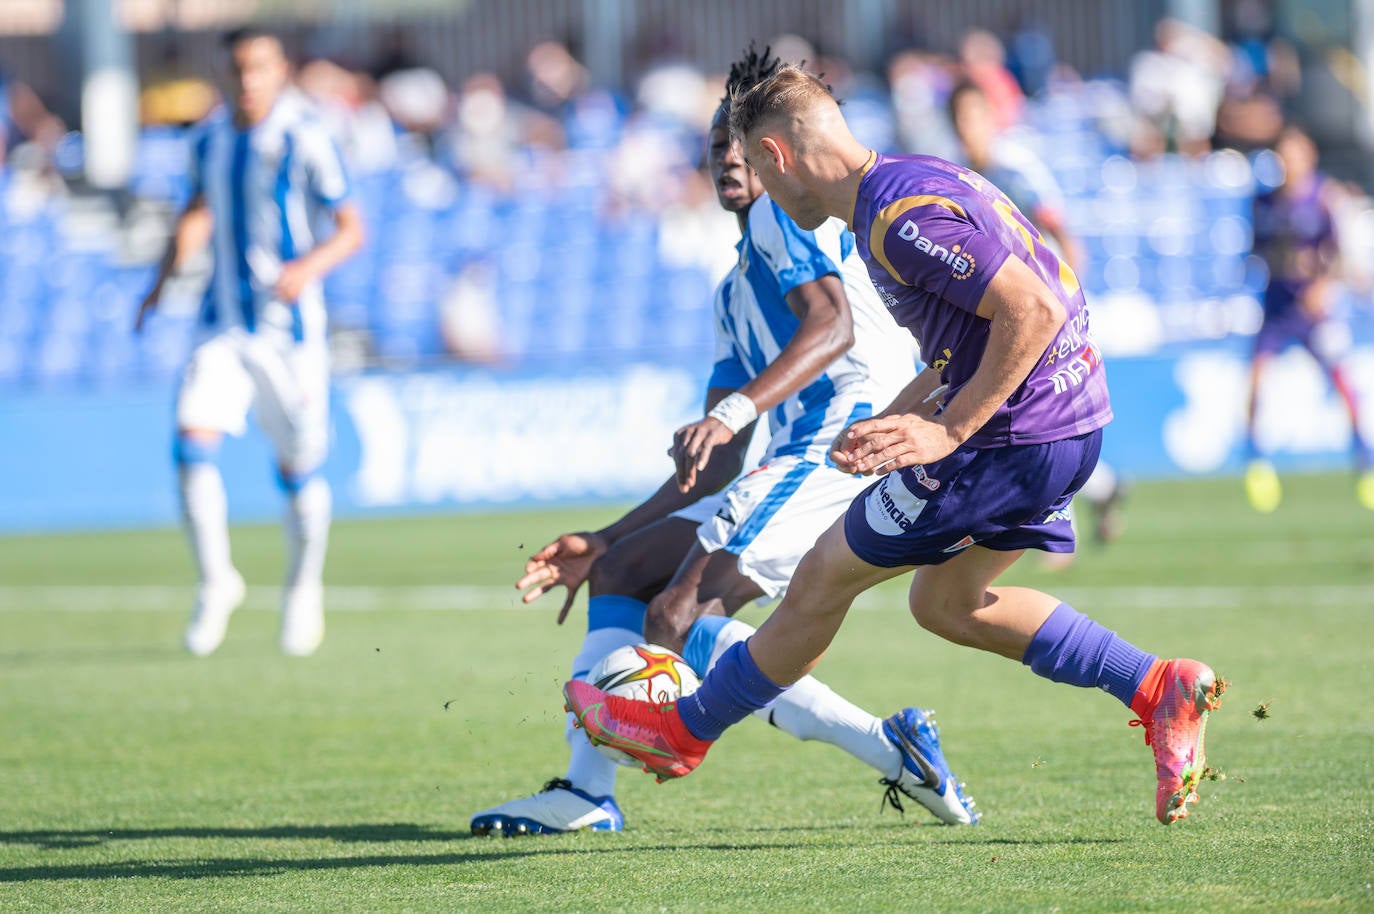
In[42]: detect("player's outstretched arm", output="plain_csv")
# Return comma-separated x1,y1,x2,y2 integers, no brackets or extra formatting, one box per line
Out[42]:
674,274,852,492
516,531,609,623
274,202,364,302
518,387,754,621
135,196,211,332
833,256,1064,474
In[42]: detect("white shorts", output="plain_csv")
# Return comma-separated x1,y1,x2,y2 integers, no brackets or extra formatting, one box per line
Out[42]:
175,328,329,471
672,455,871,601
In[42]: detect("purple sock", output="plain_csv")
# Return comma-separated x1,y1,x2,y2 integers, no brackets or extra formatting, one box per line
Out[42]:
677,640,785,741
1021,603,1157,708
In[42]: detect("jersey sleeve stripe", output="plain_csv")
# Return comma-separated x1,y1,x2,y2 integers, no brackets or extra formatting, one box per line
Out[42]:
868,194,968,285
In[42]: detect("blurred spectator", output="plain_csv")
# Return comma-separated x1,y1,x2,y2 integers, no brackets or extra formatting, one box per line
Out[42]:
297,58,398,175
948,80,1082,270
1129,18,1230,158
526,39,622,151
1214,0,1301,151
439,258,504,364
959,29,1024,129
0,68,65,165
1005,17,1057,97
442,73,542,191
886,49,960,159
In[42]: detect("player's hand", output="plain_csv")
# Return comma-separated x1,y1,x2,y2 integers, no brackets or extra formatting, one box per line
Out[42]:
671,416,734,493
830,414,961,476
134,286,162,333
515,531,609,624
274,259,317,303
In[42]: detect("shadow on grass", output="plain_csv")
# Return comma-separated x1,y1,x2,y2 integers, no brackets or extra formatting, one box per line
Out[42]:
0,824,472,849
0,839,823,883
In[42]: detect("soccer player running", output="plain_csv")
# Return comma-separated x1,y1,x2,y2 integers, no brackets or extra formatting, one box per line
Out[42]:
566,64,1225,826
1243,124,1372,512
472,49,977,837
136,28,364,656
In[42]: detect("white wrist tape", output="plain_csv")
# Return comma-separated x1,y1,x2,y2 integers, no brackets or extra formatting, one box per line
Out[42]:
707,392,758,434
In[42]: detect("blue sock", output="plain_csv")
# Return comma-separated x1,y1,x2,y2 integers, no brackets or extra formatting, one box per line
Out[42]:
570,595,646,679
677,640,785,741
681,615,732,677
1021,603,1157,708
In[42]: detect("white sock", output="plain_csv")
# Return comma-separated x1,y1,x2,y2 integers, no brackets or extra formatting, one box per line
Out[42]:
563,624,641,798
284,477,331,591
179,462,234,584
706,618,901,779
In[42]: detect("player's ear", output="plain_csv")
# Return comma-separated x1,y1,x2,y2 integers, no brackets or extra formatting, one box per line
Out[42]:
758,136,787,174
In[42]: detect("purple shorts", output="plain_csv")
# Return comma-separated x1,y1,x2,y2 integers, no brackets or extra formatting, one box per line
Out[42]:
844,429,1102,568
1254,309,1321,360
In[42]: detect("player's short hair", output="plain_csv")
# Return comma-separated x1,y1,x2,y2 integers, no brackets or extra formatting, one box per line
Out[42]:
222,24,284,54
727,64,835,143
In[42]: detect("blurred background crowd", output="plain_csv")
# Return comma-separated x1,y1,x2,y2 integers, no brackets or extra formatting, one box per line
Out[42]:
1,0,1373,389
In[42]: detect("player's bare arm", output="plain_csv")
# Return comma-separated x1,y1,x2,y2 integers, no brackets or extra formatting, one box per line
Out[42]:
675,274,853,491
274,202,365,302
135,196,212,332
835,255,1065,474
519,386,754,620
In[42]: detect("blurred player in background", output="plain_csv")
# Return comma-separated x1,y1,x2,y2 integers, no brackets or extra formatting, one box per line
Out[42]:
1244,125,1372,512
949,80,1125,555
137,27,364,655
471,48,977,837
567,63,1224,827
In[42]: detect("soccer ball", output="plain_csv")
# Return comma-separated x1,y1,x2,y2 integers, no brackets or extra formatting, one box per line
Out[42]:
584,643,701,766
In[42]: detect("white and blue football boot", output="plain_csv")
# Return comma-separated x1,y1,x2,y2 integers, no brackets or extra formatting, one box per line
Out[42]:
470,779,624,837
880,708,980,825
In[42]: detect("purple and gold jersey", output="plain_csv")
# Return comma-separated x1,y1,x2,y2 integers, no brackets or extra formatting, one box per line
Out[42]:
852,153,1111,448
1252,176,1336,318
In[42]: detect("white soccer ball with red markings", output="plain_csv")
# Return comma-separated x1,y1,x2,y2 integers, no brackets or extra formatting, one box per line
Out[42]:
585,643,701,766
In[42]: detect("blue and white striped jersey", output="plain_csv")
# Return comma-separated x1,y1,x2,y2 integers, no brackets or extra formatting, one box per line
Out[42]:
709,194,920,466
191,90,350,346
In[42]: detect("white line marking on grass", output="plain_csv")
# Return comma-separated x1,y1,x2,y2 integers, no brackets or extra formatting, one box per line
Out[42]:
0,583,1369,612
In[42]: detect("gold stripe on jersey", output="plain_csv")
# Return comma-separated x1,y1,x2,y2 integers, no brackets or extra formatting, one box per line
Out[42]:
868,194,967,285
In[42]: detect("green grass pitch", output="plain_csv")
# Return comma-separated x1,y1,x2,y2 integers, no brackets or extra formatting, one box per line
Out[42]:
1,473,1371,913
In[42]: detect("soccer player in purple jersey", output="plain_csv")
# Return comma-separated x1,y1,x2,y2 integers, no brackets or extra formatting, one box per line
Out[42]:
1243,125,1373,512
565,64,1226,826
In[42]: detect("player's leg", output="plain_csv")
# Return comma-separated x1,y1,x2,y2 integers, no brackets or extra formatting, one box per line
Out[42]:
249,340,331,656
175,335,253,655
641,463,976,822
566,518,907,778
895,437,1221,823
1244,335,1282,512
472,515,699,837
647,545,907,781
1301,322,1374,507
654,555,976,824
560,519,695,797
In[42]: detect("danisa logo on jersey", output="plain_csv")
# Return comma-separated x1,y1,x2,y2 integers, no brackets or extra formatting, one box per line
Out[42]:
898,221,976,280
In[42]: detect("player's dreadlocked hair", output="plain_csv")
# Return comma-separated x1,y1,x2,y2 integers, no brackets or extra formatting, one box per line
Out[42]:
722,42,783,105
725,49,836,143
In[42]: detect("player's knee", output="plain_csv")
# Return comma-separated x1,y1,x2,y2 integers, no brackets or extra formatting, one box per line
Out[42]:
908,589,979,644
276,462,324,495
174,430,222,467
642,591,698,651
